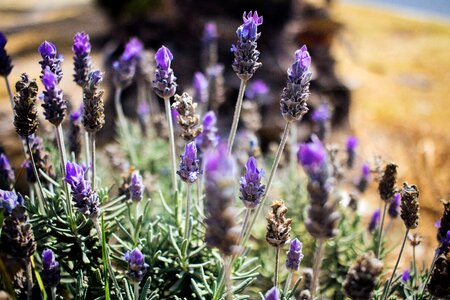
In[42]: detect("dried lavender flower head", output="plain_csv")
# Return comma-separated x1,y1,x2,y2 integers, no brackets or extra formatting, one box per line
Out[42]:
1,205,36,258
152,45,177,99
240,156,265,209
72,32,92,86
124,248,149,283
400,182,420,229
177,142,201,184
281,45,311,122
0,189,23,215
231,11,263,80
82,70,105,133
286,238,304,271
266,200,292,247
368,209,380,233
42,249,60,287
40,67,66,126
378,163,398,202
0,32,13,76
264,287,280,300
130,171,144,202
13,73,39,138
193,72,209,104
0,153,15,190
388,192,401,218
437,199,450,243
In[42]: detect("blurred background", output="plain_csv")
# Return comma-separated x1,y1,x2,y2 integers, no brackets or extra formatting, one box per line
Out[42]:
0,0,449,266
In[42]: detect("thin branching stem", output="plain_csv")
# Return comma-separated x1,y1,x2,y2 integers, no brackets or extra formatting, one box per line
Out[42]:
283,270,293,297
238,209,251,245
241,121,292,248
227,79,247,155
311,238,325,299
163,97,178,193
377,202,388,258
274,246,281,288
84,132,90,177
89,133,96,189
4,76,14,112
26,138,46,213
185,183,192,241
383,229,410,300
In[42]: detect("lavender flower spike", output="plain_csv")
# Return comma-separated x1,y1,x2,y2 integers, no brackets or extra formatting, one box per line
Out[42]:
0,153,15,190
196,111,219,152
65,161,100,217
286,238,304,271
124,248,149,283
177,142,201,183
38,40,63,83
193,72,209,104
298,135,327,183
368,209,380,233
42,249,60,287
245,79,269,100
356,162,371,193
231,11,263,80
0,32,13,76
401,270,410,282
41,67,67,126
240,156,265,209
130,171,144,202
72,32,92,86
264,287,280,300
346,136,358,168
388,192,401,219
280,45,312,122
0,189,23,214
152,45,177,99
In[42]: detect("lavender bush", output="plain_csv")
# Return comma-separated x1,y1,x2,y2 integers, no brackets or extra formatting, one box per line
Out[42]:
0,11,448,300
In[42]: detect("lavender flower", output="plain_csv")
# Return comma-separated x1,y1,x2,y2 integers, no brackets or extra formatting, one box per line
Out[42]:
130,171,144,202
38,41,63,83
437,200,450,243
69,107,82,160
245,79,269,100
112,38,143,88
65,161,100,217
202,22,218,45
121,37,143,62
239,156,265,209
82,70,105,133
40,67,67,126
13,73,39,138
231,11,263,80
368,209,380,233
152,46,177,99
72,32,92,86
401,270,410,282
177,142,201,184
0,189,23,214
42,249,60,287
124,248,149,283
298,135,327,183
193,72,209,104
0,153,15,190
388,192,401,219
286,238,304,271
264,287,280,300
196,111,219,152
346,136,358,168
356,162,371,193
280,45,311,122
1,205,35,258
0,32,13,76
311,103,331,140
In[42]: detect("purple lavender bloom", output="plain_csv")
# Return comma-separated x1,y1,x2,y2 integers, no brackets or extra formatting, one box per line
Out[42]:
70,105,82,122
42,249,60,287
312,103,331,123
287,45,311,85
0,32,13,76
435,219,441,228
152,45,177,99
402,270,410,282
65,161,99,217
72,32,92,86
286,238,304,271
298,135,327,182
177,142,201,184
346,136,358,168
239,156,265,209
41,67,66,126
121,37,143,62
0,153,15,190
237,11,263,41
138,101,150,118
388,192,401,218
202,22,218,45
245,79,269,100
0,189,23,214
38,41,63,83
130,171,144,202
356,162,371,193
124,248,149,283
193,72,209,104
264,287,280,300
196,111,219,152
112,59,136,89
368,209,380,233
22,159,36,184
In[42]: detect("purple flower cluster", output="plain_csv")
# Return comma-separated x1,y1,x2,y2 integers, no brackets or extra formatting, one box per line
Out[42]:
401,269,410,282
0,189,23,214
239,156,265,209
38,41,63,83
193,72,209,104
346,136,358,168
356,162,371,193
152,46,177,99
388,192,401,218
113,37,143,88
288,45,311,85
368,209,380,233
0,153,15,190
177,142,201,184
202,22,218,45
298,135,328,183
286,238,304,271
124,248,149,283
65,161,100,217
42,249,60,287
0,32,13,76
311,103,331,123
72,32,92,86
264,287,280,300
245,79,269,100
130,171,144,202
40,67,67,126
196,111,219,152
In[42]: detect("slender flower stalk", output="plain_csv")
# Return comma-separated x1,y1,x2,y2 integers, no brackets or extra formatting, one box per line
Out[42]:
25,139,45,213
227,79,247,155
0,32,14,109
310,239,325,299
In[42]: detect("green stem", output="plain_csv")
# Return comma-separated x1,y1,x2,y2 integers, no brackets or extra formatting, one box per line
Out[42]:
377,202,388,258
4,76,15,112
419,251,438,298
164,97,178,193
238,209,251,245
383,229,410,300
283,270,293,297
51,287,56,300
134,282,139,300
227,79,247,155
289,123,298,176
185,184,192,241
224,256,232,300
89,133,96,189
274,246,281,288
310,238,325,299
26,138,46,214
84,131,90,168
413,245,418,286
241,122,292,248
